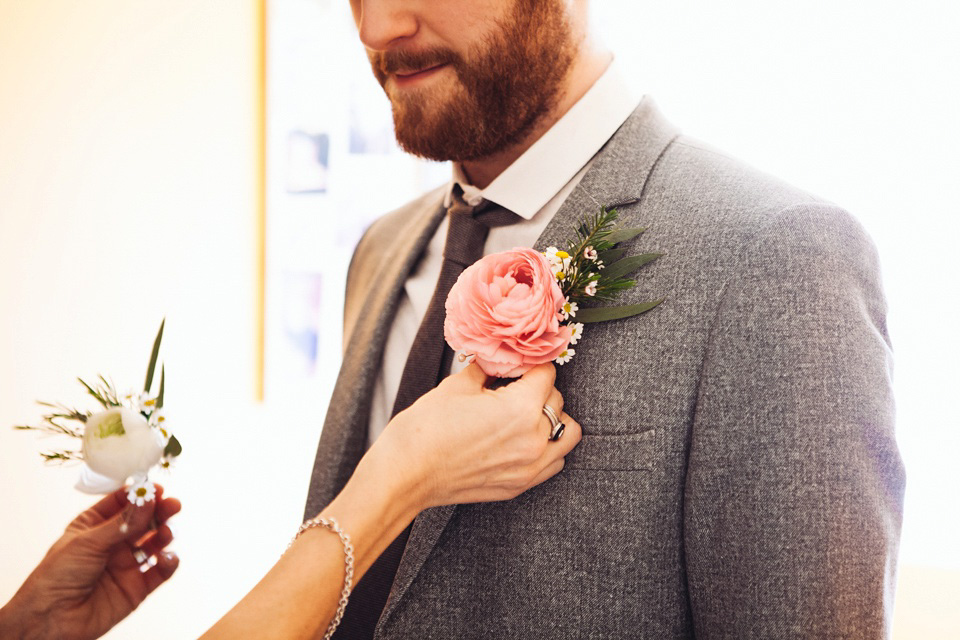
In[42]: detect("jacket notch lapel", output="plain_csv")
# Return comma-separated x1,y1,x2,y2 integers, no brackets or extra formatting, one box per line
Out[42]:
303,193,447,519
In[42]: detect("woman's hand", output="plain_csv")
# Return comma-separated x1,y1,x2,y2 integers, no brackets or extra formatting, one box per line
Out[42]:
373,362,582,509
0,487,180,640
200,363,580,640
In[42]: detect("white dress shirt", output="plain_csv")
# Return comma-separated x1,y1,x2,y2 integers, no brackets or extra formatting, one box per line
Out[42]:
367,60,641,446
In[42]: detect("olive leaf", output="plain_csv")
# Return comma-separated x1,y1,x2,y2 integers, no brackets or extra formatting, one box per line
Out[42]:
164,434,182,458
604,227,646,245
144,319,165,393
157,365,165,410
597,247,627,264
601,253,663,281
575,298,665,324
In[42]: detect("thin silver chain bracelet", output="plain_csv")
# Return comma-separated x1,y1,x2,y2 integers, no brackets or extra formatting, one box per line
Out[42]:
289,516,355,640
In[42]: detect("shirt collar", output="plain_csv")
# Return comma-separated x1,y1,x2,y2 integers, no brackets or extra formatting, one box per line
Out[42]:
444,58,641,219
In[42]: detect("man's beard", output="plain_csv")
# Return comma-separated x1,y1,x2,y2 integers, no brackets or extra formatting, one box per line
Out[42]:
368,0,577,163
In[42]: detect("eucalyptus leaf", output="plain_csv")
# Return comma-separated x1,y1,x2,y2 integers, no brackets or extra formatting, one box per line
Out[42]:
575,298,665,323
605,227,646,245
157,365,165,410
602,253,663,280
164,434,182,458
144,319,165,393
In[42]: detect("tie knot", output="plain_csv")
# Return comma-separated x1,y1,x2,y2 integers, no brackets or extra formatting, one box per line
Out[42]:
443,187,520,266
448,186,520,229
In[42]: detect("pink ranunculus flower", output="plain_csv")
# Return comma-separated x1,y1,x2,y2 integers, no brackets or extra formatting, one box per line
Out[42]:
444,247,573,378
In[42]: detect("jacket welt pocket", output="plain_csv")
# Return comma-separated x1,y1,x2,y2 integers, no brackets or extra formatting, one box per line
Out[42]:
564,429,657,471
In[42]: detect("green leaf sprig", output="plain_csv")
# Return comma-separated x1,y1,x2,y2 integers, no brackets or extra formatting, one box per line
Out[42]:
552,208,665,324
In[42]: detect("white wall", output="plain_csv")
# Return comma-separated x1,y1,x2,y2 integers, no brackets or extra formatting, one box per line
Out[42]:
0,1,957,638
0,2,320,637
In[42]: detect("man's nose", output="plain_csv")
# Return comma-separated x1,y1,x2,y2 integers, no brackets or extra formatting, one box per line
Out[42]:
353,0,419,52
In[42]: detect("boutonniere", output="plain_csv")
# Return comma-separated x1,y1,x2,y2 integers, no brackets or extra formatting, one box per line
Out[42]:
14,321,182,505
444,207,664,377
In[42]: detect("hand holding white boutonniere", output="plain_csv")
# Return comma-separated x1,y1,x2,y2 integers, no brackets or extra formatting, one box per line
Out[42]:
14,320,182,506
444,208,664,377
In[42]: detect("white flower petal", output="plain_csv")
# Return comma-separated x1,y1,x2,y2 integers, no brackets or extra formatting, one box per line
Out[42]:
75,465,125,494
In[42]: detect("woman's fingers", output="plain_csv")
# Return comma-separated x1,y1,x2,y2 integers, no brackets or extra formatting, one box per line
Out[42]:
527,457,566,489
544,388,563,416
137,524,175,559
84,489,179,552
510,363,556,402
502,412,582,498
109,522,176,573
85,489,130,522
85,500,156,549
459,361,489,388
549,412,581,458
155,496,182,525
138,551,180,597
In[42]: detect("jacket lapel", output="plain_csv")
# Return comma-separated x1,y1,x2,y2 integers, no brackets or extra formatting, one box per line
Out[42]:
303,191,447,519
534,97,680,252
377,97,680,632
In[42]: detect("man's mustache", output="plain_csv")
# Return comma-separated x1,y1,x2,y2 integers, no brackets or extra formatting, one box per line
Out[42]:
370,47,459,82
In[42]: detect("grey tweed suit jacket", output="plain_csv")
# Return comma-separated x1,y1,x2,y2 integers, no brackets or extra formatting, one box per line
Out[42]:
305,98,905,638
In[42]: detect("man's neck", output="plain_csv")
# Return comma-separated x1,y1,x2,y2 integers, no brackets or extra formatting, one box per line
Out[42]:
460,43,613,190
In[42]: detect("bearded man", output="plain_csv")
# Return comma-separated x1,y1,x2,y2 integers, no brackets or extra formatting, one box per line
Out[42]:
305,0,905,637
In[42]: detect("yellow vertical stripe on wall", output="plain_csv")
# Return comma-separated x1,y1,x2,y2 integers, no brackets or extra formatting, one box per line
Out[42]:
255,0,267,401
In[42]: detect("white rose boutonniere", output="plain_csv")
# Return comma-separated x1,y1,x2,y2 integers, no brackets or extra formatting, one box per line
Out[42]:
15,320,181,504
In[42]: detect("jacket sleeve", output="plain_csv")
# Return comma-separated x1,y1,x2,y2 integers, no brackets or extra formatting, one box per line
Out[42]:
684,203,905,638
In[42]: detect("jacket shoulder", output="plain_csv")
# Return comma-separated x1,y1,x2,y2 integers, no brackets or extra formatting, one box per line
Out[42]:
641,134,880,268
654,135,827,220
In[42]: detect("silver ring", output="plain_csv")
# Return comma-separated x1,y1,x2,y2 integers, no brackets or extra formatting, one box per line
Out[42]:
542,403,560,429
549,422,566,442
133,548,149,565
542,404,563,441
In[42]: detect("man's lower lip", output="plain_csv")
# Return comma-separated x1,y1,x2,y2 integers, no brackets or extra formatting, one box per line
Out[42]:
392,64,448,87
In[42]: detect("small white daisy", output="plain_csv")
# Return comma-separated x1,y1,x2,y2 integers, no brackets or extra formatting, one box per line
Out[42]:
543,247,572,273
584,280,599,297
120,388,140,409
583,246,598,261
127,479,156,506
561,298,579,320
568,323,585,346
131,391,158,415
148,407,167,427
555,348,575,365
158,456,176,473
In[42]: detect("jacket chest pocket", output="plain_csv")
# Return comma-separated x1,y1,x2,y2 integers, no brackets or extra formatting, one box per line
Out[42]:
564,429,658,471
